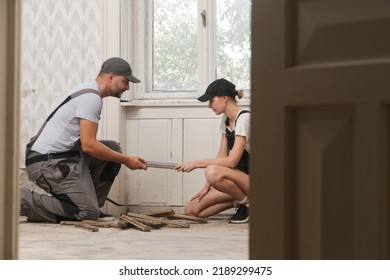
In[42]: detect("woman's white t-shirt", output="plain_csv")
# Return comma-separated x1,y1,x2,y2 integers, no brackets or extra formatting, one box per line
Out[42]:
220,109,250,153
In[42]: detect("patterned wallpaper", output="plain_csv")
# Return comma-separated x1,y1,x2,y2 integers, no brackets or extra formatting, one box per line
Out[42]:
20,0,102,165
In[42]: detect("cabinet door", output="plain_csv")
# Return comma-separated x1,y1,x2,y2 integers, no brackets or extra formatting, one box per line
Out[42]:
126,117,222,207
138,119,172,204
126,119,174,206
182,119,221,203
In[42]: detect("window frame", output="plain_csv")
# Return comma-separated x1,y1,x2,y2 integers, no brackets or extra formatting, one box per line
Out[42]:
120,0,250,102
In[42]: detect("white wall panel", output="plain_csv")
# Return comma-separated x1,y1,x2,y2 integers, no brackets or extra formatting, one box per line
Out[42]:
20,0,102,166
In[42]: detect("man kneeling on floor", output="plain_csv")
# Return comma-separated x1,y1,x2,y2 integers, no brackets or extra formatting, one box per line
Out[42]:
20,57,147,223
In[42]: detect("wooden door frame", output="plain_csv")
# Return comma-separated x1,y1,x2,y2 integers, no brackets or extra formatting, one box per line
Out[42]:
0,0,20,260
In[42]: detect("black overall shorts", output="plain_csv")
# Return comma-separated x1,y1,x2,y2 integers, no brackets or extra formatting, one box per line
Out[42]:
225,110,250,174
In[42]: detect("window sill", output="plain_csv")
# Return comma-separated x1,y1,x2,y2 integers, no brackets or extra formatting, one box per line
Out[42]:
120,98,251,107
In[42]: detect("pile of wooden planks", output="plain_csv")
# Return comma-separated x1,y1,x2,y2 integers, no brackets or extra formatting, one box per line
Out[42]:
60,209,207,232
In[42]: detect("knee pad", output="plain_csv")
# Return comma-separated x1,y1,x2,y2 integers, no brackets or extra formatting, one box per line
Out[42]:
99,162,121,182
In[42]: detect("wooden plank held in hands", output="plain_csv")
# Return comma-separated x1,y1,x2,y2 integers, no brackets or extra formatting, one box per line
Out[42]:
146,161,178,169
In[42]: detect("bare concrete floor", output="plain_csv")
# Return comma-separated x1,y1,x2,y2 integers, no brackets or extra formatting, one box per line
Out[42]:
18,215,249,260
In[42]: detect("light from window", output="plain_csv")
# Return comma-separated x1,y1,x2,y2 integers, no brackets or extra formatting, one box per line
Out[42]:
217,0,251,90
153,0,198,91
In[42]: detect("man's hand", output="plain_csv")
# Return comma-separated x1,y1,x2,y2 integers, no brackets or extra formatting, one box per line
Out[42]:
124,156,147,170
80,119,147,170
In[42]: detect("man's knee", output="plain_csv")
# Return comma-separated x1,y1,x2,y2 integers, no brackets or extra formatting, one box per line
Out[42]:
78,206,100,221
20,187,32,215
100,161,121,182
100,140,122,153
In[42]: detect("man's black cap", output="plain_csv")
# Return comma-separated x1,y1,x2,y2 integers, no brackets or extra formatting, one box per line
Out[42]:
100,57,141,83
197,78,236,102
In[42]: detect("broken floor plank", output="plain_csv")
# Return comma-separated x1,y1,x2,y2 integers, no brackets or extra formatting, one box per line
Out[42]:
81,220,115,228
169,213,208,223
120,214,151,232
74,223,99,232
142,209,176,218
60,221,99,232
131,217,164,229
142,209,206,223
126,212,190,228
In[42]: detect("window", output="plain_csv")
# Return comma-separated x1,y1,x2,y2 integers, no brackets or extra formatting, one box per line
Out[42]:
216,0,251,90
121,0,251,100
153,0,198,91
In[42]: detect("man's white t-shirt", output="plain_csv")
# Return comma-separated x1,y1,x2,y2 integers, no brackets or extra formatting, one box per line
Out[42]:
32,81,102,154
220,109,251,153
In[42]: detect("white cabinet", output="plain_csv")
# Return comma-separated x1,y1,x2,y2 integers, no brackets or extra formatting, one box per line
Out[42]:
123,105,224,211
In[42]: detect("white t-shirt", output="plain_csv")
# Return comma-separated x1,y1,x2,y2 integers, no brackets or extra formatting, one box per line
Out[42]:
220,109,251,153
32,81,102,154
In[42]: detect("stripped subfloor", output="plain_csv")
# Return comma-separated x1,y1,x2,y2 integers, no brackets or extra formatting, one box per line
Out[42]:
18,215,248,260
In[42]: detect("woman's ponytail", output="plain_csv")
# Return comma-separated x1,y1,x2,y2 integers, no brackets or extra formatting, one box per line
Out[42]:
236,89,244,99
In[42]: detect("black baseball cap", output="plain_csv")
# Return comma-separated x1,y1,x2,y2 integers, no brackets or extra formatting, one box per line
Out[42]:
197,78,236,102
100,57,141,83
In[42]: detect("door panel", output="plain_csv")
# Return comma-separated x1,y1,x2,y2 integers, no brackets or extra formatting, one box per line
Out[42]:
292,107,354,259
251,0,390,259
295,0,390,65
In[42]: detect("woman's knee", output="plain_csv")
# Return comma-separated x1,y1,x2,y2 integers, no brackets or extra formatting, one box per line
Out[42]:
184,204,192,215
184,203,197,216
204,165,223,184
184,203,203,217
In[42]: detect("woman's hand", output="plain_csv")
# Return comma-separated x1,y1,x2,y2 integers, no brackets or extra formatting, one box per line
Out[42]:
190,183,211,203
174,161,198,172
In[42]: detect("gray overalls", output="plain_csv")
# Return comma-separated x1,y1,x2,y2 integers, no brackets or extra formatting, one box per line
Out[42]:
20,88,121,223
